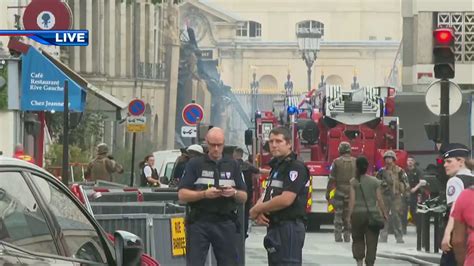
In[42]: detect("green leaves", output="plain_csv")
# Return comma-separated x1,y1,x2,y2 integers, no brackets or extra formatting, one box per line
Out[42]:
0,64,7,110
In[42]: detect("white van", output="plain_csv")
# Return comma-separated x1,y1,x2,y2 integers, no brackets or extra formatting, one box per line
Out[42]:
152,149,182,182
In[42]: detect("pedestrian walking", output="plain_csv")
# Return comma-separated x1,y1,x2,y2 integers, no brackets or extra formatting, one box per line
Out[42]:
178,127,247,266
406,156,424,226
376,150,409,243
250,127,309,266
451,186,474,266
170,145,204,187
139,154,160,187
349,156,387,266
439,143,474,266
327,141,356,242
85,143,123,182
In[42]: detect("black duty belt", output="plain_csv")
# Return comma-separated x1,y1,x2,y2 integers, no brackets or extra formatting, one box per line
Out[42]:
269,216,306,226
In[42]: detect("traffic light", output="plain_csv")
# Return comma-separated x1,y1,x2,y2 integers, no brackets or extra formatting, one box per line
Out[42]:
424,122,440,143
433,28,455,79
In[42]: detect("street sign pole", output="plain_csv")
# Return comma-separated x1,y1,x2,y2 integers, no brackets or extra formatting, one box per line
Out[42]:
62,80,69,186
440,79,450,144
130,132,136,187
127,99,146,187
194,117,201,144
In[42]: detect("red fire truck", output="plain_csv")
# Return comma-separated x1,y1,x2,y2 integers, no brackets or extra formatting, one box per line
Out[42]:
252,85,407,230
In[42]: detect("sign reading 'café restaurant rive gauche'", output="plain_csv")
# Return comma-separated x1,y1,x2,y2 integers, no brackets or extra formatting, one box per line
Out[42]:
21,47,85,112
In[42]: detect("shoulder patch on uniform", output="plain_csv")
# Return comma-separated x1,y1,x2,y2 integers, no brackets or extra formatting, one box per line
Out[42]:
289,170,298,181
447,185,456,196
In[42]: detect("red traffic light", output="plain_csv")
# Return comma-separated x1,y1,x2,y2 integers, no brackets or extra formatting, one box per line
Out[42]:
434,28,454,45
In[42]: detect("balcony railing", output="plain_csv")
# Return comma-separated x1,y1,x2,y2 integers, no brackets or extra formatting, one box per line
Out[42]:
137,62,166,80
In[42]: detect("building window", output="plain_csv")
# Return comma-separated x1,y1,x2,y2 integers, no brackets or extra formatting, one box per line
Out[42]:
236,21,261,38
296,20,325,37
369,36,377,40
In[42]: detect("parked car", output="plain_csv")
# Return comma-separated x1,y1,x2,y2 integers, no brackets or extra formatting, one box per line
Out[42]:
0,156,159,265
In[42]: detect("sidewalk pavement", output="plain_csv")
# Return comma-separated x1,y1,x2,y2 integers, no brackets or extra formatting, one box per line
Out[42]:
376,225,441,265
246,223,441,265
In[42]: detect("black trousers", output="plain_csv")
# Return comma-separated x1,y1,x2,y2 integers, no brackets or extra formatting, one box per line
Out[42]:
244,192,253,238
186,219,240,266
264,220,306,266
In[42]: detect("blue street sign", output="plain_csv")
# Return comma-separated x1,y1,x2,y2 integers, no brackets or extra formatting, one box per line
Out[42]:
128,99,145,116
182,103,204,126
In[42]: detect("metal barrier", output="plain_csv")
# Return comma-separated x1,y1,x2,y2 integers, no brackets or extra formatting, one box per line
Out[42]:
416,197,446,253
81,185,245,265
91,202,185,215
142,192,179,202
82,188,180,203
89,191,141,202
95,213,187,266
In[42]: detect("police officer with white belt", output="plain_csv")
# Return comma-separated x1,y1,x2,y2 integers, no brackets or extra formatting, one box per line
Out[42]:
178,127,247,266
440,143,474,265
250,127,309,266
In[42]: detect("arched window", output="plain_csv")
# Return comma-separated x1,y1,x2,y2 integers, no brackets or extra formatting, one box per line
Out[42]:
259,75,278,90
236,21,262,38
296,20,324,37
325,75,344,86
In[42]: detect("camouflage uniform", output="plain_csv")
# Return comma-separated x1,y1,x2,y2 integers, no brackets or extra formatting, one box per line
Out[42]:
85,143,123,182
328,142,356,242
376,150,409,243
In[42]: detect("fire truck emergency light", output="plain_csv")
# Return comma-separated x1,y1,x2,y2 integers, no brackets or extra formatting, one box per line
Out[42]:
287,106,298,115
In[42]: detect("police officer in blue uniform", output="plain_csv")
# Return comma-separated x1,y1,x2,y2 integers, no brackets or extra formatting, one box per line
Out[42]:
250,127,309,266
178,127,247,266
440,143,474,266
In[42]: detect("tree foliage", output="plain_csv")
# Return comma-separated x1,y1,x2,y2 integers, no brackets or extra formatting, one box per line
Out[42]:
45,112,105,152
0,65,7,110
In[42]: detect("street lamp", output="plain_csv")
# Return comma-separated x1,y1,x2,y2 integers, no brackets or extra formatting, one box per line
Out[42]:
296,25,322,91
250,70,259,118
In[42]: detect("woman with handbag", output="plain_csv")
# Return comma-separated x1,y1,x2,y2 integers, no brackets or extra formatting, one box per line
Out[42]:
349,156,388,266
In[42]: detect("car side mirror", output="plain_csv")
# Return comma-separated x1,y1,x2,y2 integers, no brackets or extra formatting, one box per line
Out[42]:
114,230,143,266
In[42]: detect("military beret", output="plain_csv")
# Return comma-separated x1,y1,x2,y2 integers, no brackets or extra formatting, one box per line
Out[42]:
442,143,470,158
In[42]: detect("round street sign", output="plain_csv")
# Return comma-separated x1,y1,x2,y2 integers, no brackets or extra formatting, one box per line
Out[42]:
23,0,72,30
182,103,204,126
128,99,146,116
425,80,463,116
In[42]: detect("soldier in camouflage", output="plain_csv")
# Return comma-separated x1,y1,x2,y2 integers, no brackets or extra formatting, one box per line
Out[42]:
376,150,409,243
327,142,356,242
85,143,124,182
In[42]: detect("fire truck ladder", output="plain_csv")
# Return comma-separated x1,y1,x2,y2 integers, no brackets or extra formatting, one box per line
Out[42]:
324,85,389,125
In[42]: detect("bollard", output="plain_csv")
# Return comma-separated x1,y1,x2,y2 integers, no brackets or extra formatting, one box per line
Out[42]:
433,213,440,253
416,212,422,251
423,212,431,252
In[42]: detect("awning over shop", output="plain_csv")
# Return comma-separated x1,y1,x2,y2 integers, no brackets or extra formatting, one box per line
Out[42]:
21,47,86,112
19,46,127,120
